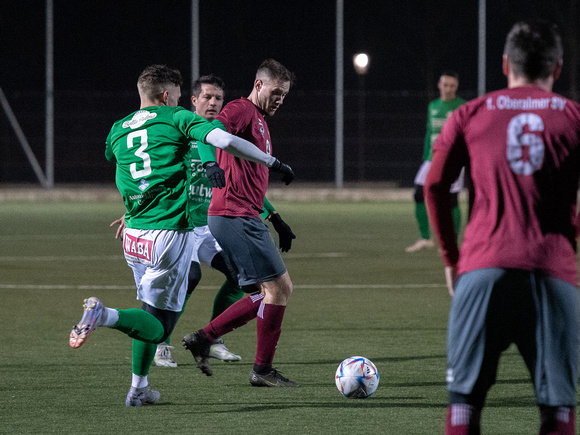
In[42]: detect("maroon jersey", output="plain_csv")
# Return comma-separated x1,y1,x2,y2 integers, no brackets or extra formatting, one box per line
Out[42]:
433,86,580,285
208,98,272,218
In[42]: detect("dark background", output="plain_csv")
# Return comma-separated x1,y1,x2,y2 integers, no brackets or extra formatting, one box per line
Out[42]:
1,1,578,186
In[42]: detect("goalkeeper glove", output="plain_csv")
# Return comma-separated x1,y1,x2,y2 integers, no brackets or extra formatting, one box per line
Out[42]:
268,212,296,252
203,161,226,188
270,159,294,185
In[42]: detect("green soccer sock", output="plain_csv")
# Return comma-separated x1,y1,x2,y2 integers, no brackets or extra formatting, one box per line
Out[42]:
132,339,157,377
109,308,165,377
211,280,245,321
163,292,192,346
111,308,164,343
453,206,461,240
415,202,430,240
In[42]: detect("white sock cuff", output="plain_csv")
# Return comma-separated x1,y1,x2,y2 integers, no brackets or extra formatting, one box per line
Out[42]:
102,308,119,327
131,374,148,389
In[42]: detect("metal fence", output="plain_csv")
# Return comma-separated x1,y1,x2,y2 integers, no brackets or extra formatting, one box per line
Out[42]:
0,89,478,187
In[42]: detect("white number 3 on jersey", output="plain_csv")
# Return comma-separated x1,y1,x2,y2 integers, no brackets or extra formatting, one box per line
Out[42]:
506,113,545,175
127,130,152,179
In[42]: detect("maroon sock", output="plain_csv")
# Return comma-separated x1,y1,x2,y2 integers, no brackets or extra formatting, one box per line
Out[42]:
445,405,481,435
254,303,286,369
539,407,575,435
203,293,264,341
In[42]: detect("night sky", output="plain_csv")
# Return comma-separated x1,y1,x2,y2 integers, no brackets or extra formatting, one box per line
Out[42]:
1,1,578,184
2,1,577,96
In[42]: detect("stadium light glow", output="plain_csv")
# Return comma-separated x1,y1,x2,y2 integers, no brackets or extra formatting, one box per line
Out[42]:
353,53,369,75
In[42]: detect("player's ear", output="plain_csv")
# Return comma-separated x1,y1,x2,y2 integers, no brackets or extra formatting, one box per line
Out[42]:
552,60,563,81
502,54,509,77
161,90,169,105
191,95,197,107
254,79,263,92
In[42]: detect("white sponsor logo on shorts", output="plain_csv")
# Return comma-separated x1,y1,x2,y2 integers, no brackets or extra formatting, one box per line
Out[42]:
124,233,153,262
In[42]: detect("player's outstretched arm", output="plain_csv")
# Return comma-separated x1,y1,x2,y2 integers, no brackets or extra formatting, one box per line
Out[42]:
197,137,225,188
204,129,294,185
270,159,294,185
205,128,275,166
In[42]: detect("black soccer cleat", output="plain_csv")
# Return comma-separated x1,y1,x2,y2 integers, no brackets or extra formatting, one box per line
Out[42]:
249,368,299,387
182,330,213,376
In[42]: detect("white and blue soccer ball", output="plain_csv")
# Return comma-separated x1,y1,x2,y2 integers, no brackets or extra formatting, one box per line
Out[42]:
335,356,379,399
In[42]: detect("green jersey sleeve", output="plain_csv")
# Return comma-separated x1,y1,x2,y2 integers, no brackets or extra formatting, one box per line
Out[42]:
260,197,276,220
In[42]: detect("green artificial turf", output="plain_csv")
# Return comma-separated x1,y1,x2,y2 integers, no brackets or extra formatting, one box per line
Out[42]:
0,197,575,434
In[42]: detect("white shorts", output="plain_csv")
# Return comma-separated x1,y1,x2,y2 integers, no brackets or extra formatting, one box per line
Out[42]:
191,225,222,266
123,228,194,312
414,160,465,193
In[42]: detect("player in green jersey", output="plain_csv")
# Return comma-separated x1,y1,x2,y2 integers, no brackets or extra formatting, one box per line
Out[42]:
406,72,466,253
69,64,294,407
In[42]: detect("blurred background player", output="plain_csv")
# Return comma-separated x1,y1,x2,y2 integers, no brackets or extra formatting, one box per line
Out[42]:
183,59,298,387
406,71,465,252
70,64,294,407
425,20,579,435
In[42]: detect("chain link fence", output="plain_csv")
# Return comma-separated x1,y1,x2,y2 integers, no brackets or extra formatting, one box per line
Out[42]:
0,89,478,187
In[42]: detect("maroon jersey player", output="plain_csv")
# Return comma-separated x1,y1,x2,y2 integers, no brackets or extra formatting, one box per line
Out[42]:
209,97,274,217
183,59,298,387
426,21,580,435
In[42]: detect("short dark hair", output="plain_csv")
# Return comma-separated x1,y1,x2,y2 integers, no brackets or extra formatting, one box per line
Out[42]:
256,59,296,86
440,71,459,81
504,20,563,80
192,74,226,97
137,65,183,99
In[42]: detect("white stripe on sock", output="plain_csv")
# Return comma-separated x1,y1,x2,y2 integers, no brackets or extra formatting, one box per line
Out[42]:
557,407,571,423
257,301,265,319
250,293,265,303
451,404,473,426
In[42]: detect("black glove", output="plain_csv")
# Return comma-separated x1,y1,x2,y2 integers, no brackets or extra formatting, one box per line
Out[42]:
203,161,225,188
269,212,296,252
270,159,295,185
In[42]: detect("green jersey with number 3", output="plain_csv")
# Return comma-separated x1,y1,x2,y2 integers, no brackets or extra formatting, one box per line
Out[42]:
105,106,215,230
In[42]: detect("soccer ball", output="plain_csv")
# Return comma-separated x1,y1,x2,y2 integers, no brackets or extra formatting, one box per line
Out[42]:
335,356,379,399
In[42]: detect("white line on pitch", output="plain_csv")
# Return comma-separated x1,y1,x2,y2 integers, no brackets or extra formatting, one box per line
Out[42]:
0,256,124,261
0,253,347,261
0,283,445,290
0,234,107,241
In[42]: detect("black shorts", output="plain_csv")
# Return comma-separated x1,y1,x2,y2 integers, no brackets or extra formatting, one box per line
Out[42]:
208,216,286,287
